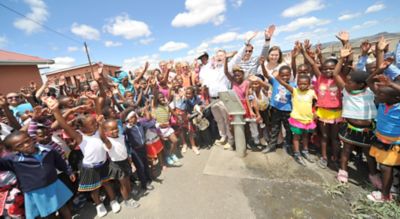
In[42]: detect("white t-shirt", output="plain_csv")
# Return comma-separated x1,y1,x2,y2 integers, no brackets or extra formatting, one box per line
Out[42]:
103,135,128,162
79,131,107,165
0,122,13,141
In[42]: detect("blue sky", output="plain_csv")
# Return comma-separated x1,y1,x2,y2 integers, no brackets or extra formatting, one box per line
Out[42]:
1,0,400,72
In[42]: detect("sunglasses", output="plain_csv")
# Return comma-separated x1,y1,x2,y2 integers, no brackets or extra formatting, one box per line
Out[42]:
245,50,253,53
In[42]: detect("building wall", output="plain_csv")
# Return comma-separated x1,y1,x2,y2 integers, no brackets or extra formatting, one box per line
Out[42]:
0,65,42,94
46,64,120,87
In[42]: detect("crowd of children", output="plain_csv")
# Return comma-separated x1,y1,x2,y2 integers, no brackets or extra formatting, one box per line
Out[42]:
1,26,400,218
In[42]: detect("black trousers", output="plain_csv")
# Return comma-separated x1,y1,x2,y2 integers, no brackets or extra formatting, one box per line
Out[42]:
269,107,292,148
131,147,152,189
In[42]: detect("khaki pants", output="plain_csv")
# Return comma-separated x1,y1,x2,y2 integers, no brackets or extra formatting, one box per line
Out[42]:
211,100,234,144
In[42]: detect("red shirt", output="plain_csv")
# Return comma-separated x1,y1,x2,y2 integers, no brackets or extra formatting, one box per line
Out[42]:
315,75,342,109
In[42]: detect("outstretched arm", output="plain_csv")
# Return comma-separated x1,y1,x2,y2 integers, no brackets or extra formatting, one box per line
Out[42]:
300,42,322,77
333,45,352,90
224,57,235,83
275,75,294,93
259,56,273,82
133,62,149,84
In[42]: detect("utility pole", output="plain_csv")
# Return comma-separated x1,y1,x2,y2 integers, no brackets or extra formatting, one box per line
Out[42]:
84,42,95,80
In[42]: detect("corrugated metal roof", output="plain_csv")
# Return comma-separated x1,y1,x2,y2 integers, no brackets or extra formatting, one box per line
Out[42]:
0,49,54,65
44,62,121,75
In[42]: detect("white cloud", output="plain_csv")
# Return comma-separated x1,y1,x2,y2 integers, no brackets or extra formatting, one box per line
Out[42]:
122,54,160,71
104,40,122,47
188,42,209,56
13,0,49,34
0,36,8,48
171,0,226,27
210,32,239,44
281,0,325,18
231,0,244,8
365,3,385,14
338,13,361,21
139,38,155,45
352,20,378,30
104,14,151,40
67,46,78,52
71,23,100,40
284,28,329,42
50,56,75,70
159,41,189,52
276,16,331,34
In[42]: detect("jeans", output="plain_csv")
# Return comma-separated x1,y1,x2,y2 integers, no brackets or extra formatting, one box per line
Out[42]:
131,147,152,189
269,107,292,148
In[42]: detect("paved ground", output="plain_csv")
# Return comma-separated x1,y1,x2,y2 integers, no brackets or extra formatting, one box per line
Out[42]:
75,144,368,219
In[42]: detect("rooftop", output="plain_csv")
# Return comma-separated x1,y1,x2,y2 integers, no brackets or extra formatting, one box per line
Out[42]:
44,62,121,75
0,49,54,65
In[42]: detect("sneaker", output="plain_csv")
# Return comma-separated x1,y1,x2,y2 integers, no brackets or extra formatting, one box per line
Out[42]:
260,138,268,146
166,156,175,166
171,154,179,162
124,199,140,208
302,151,314,163
317,157,328,169
369,174,383,190
215,137,227,145
146,182,155,190
294,154,307,166
96,203,107,218
181,144,188,153
253,138,260,145
223,142,233,150
337,169,348,183
192,146,200,155
367,191,393,202
110,200,121,213
262,145,276,154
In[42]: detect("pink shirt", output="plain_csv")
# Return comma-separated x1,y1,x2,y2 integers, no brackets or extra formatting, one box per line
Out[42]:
232,80,249,101
158,84,170,99
315,75,342,108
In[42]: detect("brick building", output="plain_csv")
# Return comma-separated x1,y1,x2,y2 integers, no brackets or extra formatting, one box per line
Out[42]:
44,62,121,87
0,50,54,94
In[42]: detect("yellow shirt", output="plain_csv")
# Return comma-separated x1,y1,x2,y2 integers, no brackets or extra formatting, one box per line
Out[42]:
290,88,317,123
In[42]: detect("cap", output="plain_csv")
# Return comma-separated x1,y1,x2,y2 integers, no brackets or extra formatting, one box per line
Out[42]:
197,52,209,60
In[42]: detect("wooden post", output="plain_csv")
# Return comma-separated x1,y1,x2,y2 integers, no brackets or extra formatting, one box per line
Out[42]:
84,42,95,80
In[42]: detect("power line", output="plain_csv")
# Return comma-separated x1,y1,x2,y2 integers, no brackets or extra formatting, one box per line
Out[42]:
0,2,82,44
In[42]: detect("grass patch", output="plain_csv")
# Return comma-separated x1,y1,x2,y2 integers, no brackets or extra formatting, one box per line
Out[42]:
323,182,349,199
349,195,400,219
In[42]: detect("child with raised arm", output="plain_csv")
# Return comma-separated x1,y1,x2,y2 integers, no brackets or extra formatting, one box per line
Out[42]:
301,33,350,169
275,71,317,165
260,57,295,154
365,58,400,202
332,45,380,186
45,96,121,218
0,131,74,219
224,57,260,147
99,119,140,208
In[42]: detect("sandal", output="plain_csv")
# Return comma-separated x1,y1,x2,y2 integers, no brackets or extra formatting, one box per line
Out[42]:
369,174,383,190
367,191,393,202
336,169,348,183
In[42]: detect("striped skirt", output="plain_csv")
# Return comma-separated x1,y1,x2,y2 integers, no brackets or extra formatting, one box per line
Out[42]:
78,160,111,192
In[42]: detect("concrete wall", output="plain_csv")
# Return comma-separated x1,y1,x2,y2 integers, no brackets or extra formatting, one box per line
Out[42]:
0,65,42,94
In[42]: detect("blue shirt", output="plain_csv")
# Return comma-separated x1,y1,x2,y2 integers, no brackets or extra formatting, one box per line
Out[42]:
376,103,400,140
269,76,295,111
357,53,400,80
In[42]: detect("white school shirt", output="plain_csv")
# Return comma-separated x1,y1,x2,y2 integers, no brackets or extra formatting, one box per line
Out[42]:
103,135,128,162
79,131,107,165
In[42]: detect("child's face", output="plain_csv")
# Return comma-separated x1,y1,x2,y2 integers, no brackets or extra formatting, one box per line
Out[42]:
11,133,36,154
279,70,291,82
127,114,137,125
185,89,194,99
297,78,310,91
104,121,119,138
60,97,74,108
233,71,244,83
36,128,51,144
81,116,98,135
345,75,365,91
298,66,309,75
375,87,400,104
251,81,260,90
139,80,147,89
322,62,335,78
158,94,166,105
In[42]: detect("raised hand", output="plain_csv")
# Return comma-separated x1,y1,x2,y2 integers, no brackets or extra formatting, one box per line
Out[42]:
336,31,350,43
259,56,266,65
375,74,391,87
340,44,353,58
42,96,59,111
20,87,32,98
291,41,300,57
360,40,371,55
304,39,312,51
315,43,322,56
246,31,258,43
144,61,150,70
377,36,389,51
265,25,276,40
379,56,395,70
226,51,238,59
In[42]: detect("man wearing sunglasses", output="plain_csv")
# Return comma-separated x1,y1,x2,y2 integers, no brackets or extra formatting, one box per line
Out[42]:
5,92,33,125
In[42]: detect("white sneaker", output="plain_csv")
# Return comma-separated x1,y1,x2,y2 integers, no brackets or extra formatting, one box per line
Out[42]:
260,138,268,146
215,137,226,145
181,144,188,153
96,203,107,218
110,200,121,213
192,146,200,155
223,142,233,150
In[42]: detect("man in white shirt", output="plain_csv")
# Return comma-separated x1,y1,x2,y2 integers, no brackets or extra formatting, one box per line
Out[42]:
199,50,237,149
